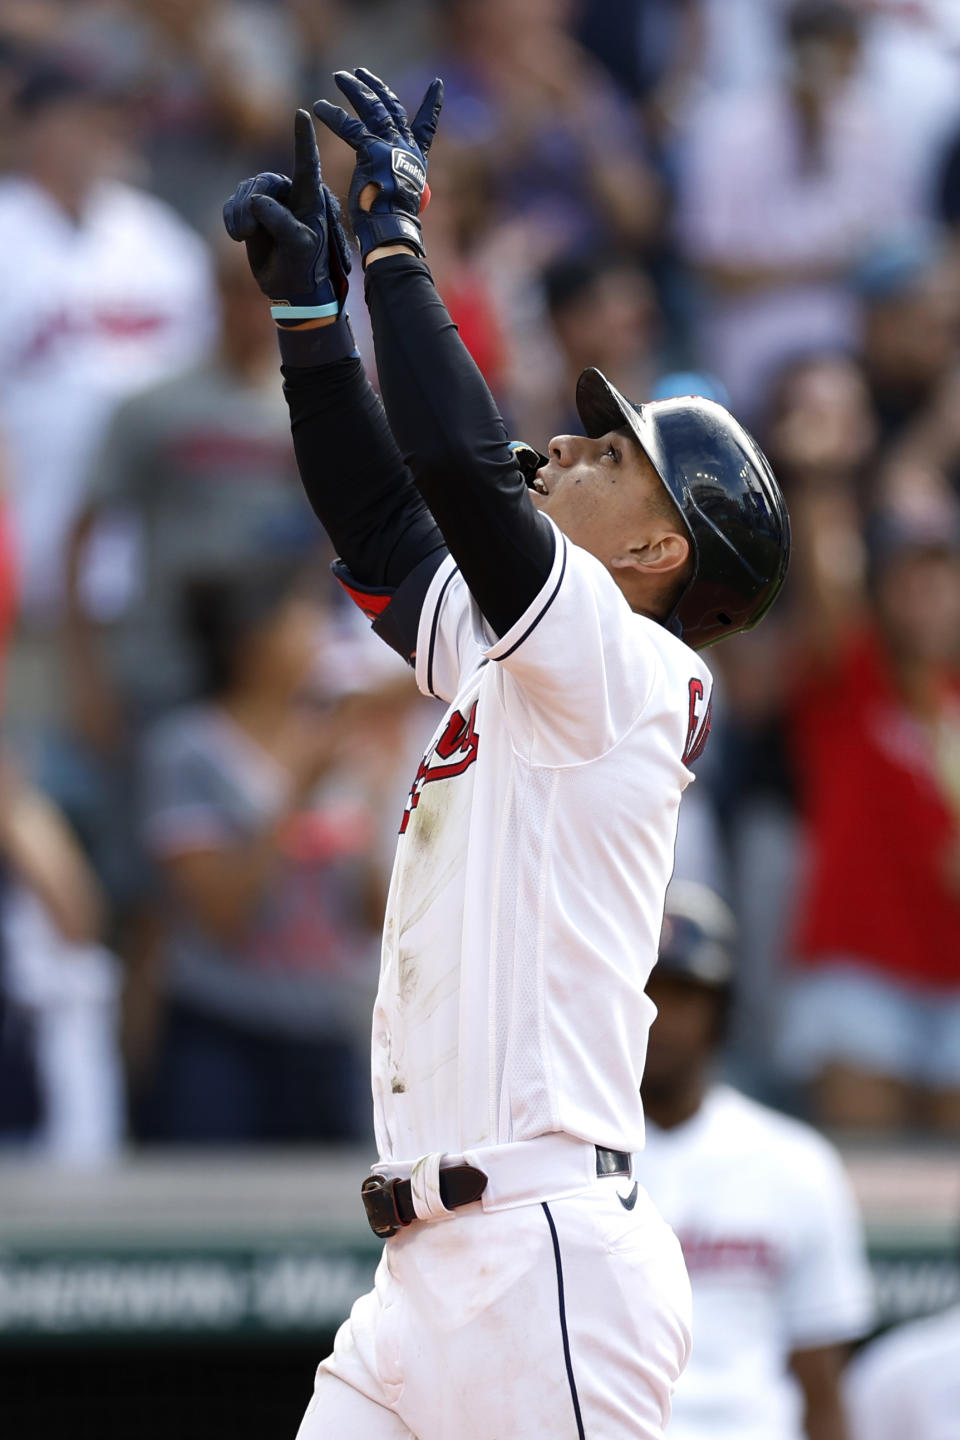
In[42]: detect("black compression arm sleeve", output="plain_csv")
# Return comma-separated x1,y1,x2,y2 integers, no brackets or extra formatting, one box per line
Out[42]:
364,255,555,637
281,352,445,589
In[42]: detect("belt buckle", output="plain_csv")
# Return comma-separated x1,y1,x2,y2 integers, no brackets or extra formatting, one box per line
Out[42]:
361,1173,408,1239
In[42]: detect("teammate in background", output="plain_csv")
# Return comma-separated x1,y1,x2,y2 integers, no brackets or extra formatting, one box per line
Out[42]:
638,882,874,1440
844,1303,960,1440
224,68,789,1440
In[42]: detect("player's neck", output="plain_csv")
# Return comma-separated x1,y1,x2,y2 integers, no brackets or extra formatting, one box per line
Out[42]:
642,1079,707,1132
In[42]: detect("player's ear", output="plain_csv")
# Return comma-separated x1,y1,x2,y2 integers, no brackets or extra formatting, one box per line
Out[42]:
611,531,690,579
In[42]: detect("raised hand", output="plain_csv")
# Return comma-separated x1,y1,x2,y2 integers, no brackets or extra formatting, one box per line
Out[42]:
313,67,443,263
223,109,351,321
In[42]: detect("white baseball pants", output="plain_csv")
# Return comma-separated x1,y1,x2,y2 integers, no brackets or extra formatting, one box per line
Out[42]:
295,1172,691,1440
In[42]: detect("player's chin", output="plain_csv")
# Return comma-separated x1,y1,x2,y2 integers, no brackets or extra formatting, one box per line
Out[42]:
528,490,547,512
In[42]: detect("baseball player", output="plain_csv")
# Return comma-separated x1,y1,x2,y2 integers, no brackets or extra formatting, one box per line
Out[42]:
639,882,874,1440
223,67,789,1440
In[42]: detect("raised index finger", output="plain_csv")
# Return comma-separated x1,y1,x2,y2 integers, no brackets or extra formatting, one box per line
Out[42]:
290,109,322,215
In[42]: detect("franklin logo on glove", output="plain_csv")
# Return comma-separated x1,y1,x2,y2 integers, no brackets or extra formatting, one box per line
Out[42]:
392,149,426,190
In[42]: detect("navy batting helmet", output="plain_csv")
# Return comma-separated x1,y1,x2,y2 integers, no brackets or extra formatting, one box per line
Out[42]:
576,368,791,650
658,881,736,989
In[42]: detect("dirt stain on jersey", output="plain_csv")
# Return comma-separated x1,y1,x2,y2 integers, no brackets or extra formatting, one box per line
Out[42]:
391,1075,406,1094
409,787,440,856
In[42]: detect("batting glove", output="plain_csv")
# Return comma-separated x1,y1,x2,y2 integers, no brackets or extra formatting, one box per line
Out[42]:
312,67,443,264
222,109,351,325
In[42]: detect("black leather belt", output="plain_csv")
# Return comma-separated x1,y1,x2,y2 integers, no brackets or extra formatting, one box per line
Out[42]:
361,1146,632,1239
595,1146,631,1178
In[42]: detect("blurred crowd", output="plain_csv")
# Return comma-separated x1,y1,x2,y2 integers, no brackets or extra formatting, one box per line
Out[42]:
0,0,959,1184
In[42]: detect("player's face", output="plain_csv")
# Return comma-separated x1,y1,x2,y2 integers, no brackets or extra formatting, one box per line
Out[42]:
641,973,721,1101
529,429,669,561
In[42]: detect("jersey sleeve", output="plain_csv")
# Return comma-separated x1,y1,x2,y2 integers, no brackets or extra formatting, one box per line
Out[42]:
781,1138,875,1351
413,552,482,703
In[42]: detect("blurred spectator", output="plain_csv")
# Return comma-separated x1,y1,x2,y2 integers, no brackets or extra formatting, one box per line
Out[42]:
884,362,960,501
0,473,121,1165
416,137,510,399
639,882,874,1440
292,0,425,109
138,561,383,1144
576,0,703,151
413,0,662,260
844,1304,960,1440
677,0,918,418
0,759,123,1164
856,237,960,446
66,240,317,746
696,0,960,167
938,112,960,247
60,0,302,230
783,484,960,1133
510,252,660,443
54,240,318,922
696,354,877,1093
0,49,214,723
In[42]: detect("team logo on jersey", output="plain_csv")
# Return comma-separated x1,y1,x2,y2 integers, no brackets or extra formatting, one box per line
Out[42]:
399,701,479,834
682,678,712,766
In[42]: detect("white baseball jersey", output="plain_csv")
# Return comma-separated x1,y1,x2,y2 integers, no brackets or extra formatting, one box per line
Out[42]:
0,176,214,615
638,1085,875,1440
845,1305,960,1440
372,519,713,1165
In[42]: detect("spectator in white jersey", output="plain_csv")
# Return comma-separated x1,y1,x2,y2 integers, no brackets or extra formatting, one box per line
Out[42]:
0,50,214,642
638,880,874,1440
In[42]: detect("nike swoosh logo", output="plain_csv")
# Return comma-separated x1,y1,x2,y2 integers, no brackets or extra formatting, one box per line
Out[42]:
618,1182,639,1211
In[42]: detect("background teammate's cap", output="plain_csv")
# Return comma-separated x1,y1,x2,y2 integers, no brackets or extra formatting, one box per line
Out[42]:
576,366,790,650
658,880,737,989
649,371,731,409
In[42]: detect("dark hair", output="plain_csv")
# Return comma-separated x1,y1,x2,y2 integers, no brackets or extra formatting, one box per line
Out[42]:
184,561,305,698
786,0,861,46
10,45,118,118
542,254,639,320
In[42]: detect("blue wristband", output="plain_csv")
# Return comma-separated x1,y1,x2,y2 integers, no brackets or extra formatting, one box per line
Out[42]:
270,301,341,321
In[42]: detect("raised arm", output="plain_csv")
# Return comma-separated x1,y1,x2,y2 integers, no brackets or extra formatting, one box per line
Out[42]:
314,70,556,639
223,111,446,659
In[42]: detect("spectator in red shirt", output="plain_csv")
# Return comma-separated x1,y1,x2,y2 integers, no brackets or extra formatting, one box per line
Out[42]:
784,482,960,1134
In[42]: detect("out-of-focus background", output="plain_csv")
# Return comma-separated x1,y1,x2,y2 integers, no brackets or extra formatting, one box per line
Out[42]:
0,1,959,1436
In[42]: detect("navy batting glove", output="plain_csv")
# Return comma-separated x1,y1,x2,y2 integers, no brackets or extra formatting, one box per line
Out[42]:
313,68,443,264
222,109,351,324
